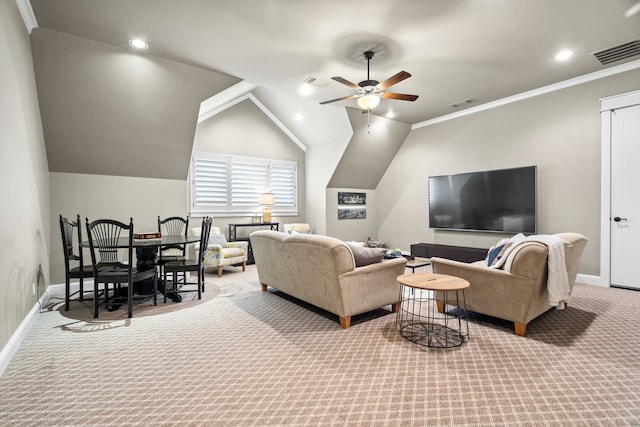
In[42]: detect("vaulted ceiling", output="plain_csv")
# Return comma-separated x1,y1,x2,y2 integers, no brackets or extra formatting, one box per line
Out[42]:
24,0,640,180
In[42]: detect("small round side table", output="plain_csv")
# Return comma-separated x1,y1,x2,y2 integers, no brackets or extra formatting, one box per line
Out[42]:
396,273,470,348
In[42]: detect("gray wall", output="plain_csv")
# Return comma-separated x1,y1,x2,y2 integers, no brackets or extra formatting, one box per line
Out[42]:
192,98,307,236
0,1,50,353
31,27,240,180
377,68,640,276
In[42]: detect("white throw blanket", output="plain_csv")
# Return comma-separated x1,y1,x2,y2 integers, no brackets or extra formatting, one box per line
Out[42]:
523,234,570,309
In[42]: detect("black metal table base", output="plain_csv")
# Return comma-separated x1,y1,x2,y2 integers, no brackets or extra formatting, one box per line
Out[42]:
396,287,469,348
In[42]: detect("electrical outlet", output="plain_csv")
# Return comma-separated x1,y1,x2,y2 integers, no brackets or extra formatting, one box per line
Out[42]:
32,283,36,297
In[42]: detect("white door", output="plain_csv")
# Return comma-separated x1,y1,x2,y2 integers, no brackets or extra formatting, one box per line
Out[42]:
610,103,640,289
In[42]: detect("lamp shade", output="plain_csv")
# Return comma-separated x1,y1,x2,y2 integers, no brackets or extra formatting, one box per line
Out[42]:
259,193,275,205
357,94,380,110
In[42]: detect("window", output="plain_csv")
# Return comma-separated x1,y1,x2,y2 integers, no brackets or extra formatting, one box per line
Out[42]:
190,152,297,217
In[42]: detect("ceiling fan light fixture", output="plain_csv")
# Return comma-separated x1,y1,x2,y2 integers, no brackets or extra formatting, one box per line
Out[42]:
357,94,380,110
129,39,148,50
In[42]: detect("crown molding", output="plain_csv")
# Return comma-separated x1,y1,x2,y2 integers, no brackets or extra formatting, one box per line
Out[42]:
14,0,37,33
412,59,640,130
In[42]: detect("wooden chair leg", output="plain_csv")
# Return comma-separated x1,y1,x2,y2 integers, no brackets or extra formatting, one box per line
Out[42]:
514,322,527,337
217,266,223,277
242,261,246,271
339,316,351,329
436,301,445,313
391,303,399,313
261,283,268,292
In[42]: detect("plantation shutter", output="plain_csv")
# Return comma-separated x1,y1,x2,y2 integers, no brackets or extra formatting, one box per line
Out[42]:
271,162,296,208
191,156,228,213
190,152,297,216
231,160,268,208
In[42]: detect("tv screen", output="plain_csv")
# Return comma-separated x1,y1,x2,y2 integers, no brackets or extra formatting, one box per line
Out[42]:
428,166,536,233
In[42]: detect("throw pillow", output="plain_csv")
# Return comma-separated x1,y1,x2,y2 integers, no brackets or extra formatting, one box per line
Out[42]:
485,243,506,266
346,242,386,267
209,233,229,248
488,233,526,269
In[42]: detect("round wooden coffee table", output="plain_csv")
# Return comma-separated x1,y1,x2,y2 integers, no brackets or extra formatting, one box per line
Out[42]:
396,273,470,348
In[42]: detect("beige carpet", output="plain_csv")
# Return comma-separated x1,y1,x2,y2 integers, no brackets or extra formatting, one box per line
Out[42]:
0,265,639,426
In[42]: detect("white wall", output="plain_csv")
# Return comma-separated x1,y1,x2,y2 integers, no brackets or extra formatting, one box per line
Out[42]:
49,172,187,284
192,98,307,235
0,1,50,353
326,188,379,242
376,68,640,276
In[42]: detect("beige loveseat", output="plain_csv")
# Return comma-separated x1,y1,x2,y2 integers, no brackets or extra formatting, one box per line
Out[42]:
431,233,587,336
250,230,407,328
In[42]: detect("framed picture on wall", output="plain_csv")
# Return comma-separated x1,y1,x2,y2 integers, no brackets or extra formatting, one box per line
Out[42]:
338,207,366,220
338,192,366,205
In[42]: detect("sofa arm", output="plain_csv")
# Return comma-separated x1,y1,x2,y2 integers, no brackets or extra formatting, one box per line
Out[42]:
431,257,538,289
228,241,249,251
338,257,407,317
204,243,224,253
431,256,541,324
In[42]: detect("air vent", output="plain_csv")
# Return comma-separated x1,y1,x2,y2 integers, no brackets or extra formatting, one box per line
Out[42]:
591,40,640,65
449,98,476,108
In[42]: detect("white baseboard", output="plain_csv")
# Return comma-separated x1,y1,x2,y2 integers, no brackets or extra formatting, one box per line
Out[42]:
0,281,102,377
0,286,51,377
576,273,606,287
1,274,189,376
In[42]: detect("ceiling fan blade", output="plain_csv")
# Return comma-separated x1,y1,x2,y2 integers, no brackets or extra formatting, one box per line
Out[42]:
319,94,358,105
377,71,411,90
331,76,360,89
381,92,419,101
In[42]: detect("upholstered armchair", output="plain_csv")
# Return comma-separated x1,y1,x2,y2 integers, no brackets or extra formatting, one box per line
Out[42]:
283,223,311,234
192,226,248,277
431,233,587,337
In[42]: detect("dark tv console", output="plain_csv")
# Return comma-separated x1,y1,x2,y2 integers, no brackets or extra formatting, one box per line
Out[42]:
410,243,487,263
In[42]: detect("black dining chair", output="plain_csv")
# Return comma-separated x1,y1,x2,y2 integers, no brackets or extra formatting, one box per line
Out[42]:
59,214,94,311
163,217,212,302
85,217,158,318
157,215,189,287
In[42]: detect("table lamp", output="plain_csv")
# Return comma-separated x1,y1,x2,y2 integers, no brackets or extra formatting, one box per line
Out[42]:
259,192,275,223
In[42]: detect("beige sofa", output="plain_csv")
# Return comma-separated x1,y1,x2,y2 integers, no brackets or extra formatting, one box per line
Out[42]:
431,232,587,336
250,230,407,328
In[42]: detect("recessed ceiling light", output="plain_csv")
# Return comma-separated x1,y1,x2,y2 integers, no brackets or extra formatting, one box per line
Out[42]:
295,113,304,121
554,49,574,61
386,110,395,119
129,39,148,50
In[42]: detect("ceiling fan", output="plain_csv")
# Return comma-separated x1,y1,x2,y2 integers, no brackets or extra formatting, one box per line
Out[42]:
319,50,419,111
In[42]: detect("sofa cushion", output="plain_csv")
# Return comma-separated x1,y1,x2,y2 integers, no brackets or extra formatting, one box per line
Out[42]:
347,242,386,267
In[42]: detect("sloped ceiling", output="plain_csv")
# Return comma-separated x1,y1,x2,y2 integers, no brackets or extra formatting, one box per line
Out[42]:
27,0,640,126
328,108,411,189
23,0,640,186
31,27,240,180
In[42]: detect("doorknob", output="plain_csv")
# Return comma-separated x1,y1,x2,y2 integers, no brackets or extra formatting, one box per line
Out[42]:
613,216,628,222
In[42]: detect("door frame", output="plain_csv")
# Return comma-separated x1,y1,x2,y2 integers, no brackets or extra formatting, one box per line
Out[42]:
600,89,640,287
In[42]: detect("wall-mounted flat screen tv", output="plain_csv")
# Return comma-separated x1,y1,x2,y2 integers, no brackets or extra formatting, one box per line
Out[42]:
428,166,536,233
